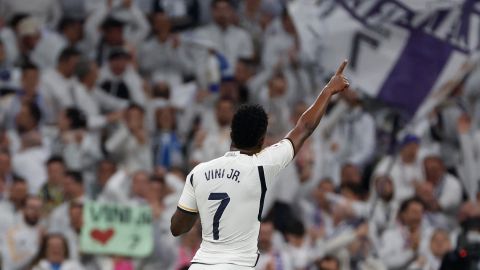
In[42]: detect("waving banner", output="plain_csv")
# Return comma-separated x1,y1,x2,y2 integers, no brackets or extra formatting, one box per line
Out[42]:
290,0,477,116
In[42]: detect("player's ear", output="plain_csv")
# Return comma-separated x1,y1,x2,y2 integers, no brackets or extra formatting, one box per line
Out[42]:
258,134,265,149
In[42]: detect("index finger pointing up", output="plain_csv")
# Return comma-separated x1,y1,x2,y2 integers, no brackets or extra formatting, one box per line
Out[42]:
335,59,348,76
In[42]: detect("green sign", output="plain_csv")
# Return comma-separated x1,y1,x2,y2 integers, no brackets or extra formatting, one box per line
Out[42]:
80,201,154,257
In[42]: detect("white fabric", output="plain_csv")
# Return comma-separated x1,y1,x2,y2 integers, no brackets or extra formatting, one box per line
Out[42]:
178,139,294,267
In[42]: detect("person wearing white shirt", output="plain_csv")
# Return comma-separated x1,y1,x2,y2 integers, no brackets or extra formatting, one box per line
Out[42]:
11,131,50,194
73,60,127,130
457,114,480,201
40,47,81,124
190,98,234,164
15,17,66,69
412,229,452,270
256,220,293,270
379,198,433,270
105,104,152,173
138,10,190,85
84,0,150,63
0,178,28,242
193,0,254,81
416,155,463,230
1,196,44,270
98,49,147,107
374,134,424,203
31,234,85,270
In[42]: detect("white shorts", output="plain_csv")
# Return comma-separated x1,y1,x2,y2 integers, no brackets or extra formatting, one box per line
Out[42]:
189,263,255,270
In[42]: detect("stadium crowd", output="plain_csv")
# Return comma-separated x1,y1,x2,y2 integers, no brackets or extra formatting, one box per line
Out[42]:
1,0,480,269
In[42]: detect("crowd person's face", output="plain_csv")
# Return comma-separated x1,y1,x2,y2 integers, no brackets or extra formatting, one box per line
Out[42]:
21,68,39,93
234,62,250,84
83,62,99,86
258,222,274,251
63,176,81,200
21,34,40,51
313,180,334,208
268,76,287,98
46,236,67,263
47,161,66,186
104,27,123,46
430,230,452,258
317,259,340,270
0,152,11,176
400,142,419,163
282,15,296,35
424,157,445,185
215,100,234,127
152,12,171,37
10,181,28,207
64,56,80,77
340,164,361,185
401,201,424,229
375,177,394,201
24,197,42,226
69,205,83,232
155,107,175,131
109,57,128,76
15,104,37,132
97,160,116,187
212,2,233,28
0,43,6,62
132,172,150,199
125,107,145,131
63,22,83,44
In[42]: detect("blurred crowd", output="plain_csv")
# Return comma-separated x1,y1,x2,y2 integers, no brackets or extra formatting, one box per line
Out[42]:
1,0,480,270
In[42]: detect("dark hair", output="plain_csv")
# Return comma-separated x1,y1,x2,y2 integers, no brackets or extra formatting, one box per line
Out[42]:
21,61,38,72
127,103,145,114
30,234,70,268
46,156,65,166
65,107,87,130
230,104,268,149
284,219,306,237
58,47,80,63
101,17,124,30
57,17,81,32
25,102,42,125
66,171,83,185
399,197,424,214
9,13,29,28
317,255,340,270
211,0,232,8
11,176,27,185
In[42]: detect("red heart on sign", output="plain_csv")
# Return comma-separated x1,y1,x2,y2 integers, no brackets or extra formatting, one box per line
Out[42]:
90,228,115,245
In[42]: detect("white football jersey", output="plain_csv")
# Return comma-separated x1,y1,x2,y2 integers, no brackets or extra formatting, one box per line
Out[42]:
178,139,294,267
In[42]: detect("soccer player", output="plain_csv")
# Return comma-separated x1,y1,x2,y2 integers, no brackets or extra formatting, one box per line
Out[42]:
170,60,350,270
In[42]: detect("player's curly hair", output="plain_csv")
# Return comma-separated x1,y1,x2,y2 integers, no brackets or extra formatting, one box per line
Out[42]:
230,104,268,150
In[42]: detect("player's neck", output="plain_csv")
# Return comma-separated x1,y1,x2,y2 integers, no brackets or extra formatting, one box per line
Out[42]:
230,146,261,156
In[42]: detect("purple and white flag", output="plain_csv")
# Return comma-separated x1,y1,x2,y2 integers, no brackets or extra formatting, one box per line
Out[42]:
290,0,478,116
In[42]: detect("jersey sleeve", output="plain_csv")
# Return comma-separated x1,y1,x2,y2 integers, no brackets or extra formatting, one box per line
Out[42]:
256,138,295,176
177,173,198,213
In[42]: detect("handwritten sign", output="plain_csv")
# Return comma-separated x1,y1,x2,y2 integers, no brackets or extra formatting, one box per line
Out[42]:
80,201,154,257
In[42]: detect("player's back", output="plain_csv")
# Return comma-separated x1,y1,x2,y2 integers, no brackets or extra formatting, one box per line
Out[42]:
177,139,294,267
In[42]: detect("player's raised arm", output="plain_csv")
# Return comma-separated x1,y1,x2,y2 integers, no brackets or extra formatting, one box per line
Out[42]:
286,60,350,155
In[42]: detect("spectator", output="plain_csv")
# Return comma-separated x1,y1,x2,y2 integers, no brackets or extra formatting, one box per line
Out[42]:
30,233,84,270
0,0,62,28
106,104,152,172
40,47,81,124
98,48,147,106
1,196,44,270
193,0,254,80
379,198,432,269
139,10,190,85
375,134,424,203
15,17,66,68
48,171,84,233
38,156,66,214
416,155,462,229
316,255,341,270
0,177,28,237
91,159,118,199
256,220,293,270
152,105,184,169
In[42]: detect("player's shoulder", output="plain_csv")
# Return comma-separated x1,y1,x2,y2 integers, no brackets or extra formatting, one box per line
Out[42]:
255,139,294,161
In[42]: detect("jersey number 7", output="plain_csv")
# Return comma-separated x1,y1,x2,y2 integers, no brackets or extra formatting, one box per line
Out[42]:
208,192,230,240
